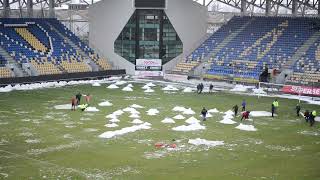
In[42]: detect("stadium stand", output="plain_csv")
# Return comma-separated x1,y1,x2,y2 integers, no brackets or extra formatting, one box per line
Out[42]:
175,16,320,84
0,18,112,77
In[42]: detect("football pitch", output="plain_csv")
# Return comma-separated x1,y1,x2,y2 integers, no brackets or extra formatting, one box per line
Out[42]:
0,79,319,180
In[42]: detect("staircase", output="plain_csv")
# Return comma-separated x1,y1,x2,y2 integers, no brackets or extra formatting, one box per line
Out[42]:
0,46,28,77
47,23,101,72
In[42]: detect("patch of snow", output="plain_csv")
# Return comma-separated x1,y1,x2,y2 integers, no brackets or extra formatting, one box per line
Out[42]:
84,107,99,112
230,84,249,92
114,81,126,85
188,138,224,147
315,117,320,122
92,82,101,87
298,130,319,136
123,107,137,112
162,85,179,91
106,114,118,119
172,123,205,131
25,139,41,144
109,118,120,123
99,122,151,139
161,118,176,124
252,88,267,94
54,104,71,110
173,114,185,120
146,82,156,87
235,123,257,131
107,84,119,89
219,110,237,124
146,109,159,116
250,111,275,117
185,117,200,124
182,108,195,115
144,88,154,93
142,85,151,89
113,110,124,116
172,106,186,112
183,87,195,93
84,128,99,132
131,119,144,124
127,84,134,88
129,113,140,118
122,86,133,92
208,108,219,113
131,104,144,109
98,101,113,107
105,123,119,128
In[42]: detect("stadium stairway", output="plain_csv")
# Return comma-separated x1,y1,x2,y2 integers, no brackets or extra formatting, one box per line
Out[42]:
46,23,101,72
189,18,255,77
0,46,27,77
276,31,320,84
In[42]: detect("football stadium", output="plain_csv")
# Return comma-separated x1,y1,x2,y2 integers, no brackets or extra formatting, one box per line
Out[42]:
0,0,319,179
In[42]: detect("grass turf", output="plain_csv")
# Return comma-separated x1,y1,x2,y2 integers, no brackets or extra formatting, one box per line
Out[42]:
0,82,319,180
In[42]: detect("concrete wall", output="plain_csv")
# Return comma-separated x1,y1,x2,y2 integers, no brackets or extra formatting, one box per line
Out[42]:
89,0,135,74
89,0,207,74
163,0,208,71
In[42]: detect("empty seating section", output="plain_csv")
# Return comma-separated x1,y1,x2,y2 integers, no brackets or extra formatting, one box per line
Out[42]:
172,61,199,74
15,27,48,52
90,53,112,70
183,16,320,83
0,18,111,77
30,58,62,75
0,66,13,78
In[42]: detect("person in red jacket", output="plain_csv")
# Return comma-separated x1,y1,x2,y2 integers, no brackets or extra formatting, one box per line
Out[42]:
71,96,77,111
241,111,250,121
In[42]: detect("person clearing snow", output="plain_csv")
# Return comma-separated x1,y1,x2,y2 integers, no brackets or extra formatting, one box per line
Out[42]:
71,96,77,111
241,111,250,121
201,107,208,121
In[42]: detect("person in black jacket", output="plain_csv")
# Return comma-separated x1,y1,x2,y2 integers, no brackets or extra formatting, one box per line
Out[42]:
233,105,239,116
201,107,208,121
271,103,275,118
296,104,301,117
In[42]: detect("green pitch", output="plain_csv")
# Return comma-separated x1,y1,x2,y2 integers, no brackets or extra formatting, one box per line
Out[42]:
0,82,319,180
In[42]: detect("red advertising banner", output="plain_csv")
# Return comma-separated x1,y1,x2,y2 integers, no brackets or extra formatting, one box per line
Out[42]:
281,85,320,96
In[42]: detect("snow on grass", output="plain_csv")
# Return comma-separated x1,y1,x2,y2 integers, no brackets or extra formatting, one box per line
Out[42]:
109,119,120,123
131,104,144,109
122,86,133,92
161,118,175,124
105,123,119,128
141,85,151,89
208,108,219,113
129,114,140,118
113,110,124,116
106,114,118,119
252,88,267,94
172,123,205,131
25,139,41,144
98,101,113,107
173,114,185,120
250,111,275,117
107,84,119,89
265,145,301,152
182,108,195,115
84,107,99,112
114,81,127,85
54,104,71,110
131,119,144,124
84,128,99,132
183,87,195,93
172,106,186,112
99,122,151,139
188,138,224,147
230,84,249,92
219,110,237,124
127,84,134,88
315,117,320,122
185,117,200,124
144,88,154,93
298,130,320,136
146,82,156,87
146,109,159,116
92,82,101,87
162,85,179,91
27,140,87,155
235,123,257,131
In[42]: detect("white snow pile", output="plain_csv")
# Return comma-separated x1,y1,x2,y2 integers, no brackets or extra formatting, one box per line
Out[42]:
182,108,196,115
122,86,133,92
252,88,267,94
109,118,120,123
98,101,113,107
127,84,134,88
146,109,159,116
142,84,151,89
92,82,101,87
84,107,100,112
131,119,144,124
162,85,179,91
123,107,139,113
185,117,200,124
316,117,320,122
99,122,151,139
131,104,144,109
235,123,257,131
114,81,126,85
199,113,213,118
173,114,185,120
104,123,119,128
161,118,176,124
250,111,275,117
107,84,119,89
172,123,205,132
113,110,124,116
172,106,186,112
145,82,156,87
106,114,118,119
182,87,195,93
219,110,237,124
208,108,219,113
129,113,140,118
144,88,155,93
54,104,71,110
188,138,224,147
230,84,249,92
